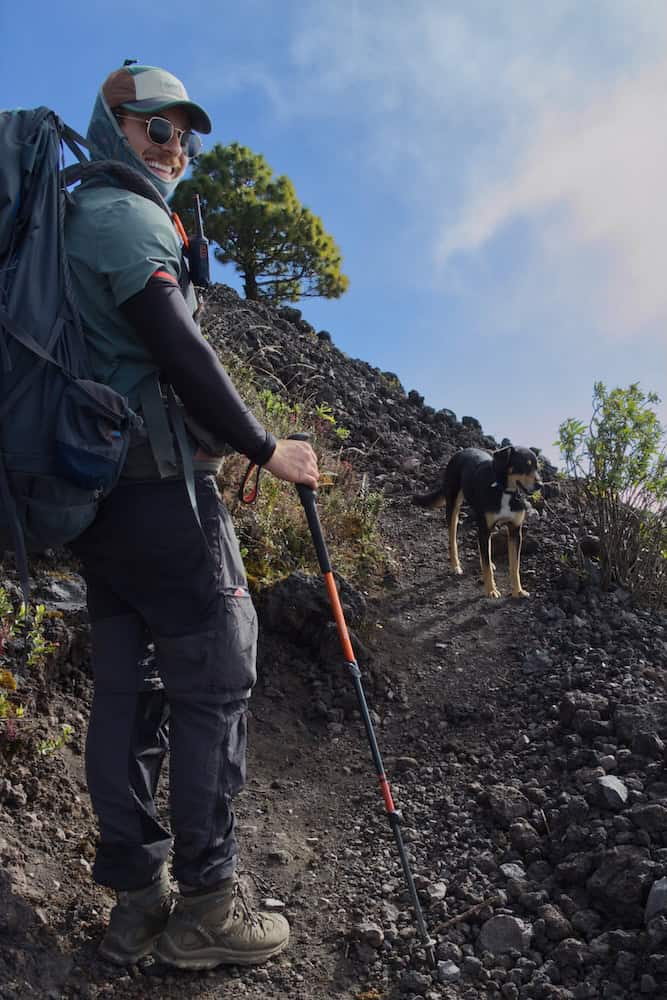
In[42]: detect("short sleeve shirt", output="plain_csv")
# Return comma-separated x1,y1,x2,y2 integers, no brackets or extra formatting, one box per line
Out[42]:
65,184,183,408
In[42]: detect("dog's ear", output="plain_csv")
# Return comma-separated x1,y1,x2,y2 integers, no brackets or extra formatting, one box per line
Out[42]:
492,446,513,479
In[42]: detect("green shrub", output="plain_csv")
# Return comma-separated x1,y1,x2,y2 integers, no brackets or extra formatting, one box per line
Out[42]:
557,382,667,607
0,588,57,724
38,723,73,756
214,351,392,589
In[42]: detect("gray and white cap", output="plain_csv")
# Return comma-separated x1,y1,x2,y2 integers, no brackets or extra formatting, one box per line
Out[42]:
102,64,212,134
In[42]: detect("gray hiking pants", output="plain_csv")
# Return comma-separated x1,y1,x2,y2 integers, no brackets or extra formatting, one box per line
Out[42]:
71,474,257,892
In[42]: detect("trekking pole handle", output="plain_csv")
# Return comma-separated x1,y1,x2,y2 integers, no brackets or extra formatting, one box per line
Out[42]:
288,433,331,573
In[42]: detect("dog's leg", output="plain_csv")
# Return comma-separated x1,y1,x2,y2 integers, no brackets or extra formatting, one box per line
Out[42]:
507,523,529,598
447,490,464,574
478,521,500,598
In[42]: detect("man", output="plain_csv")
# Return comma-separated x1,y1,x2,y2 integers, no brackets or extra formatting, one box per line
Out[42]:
65,62,318,969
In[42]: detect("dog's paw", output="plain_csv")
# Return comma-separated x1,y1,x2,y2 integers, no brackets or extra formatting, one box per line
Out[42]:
486,587,501,599
512,588,531,599
452,565,464,576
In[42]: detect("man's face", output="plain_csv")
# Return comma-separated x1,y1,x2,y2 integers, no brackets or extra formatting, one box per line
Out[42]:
116,106,192,184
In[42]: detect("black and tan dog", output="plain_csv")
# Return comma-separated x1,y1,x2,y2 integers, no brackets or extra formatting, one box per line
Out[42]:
412,446,541,598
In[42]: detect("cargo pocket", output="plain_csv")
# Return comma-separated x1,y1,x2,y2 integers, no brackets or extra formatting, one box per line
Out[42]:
220,584,258,688
154,586,258,701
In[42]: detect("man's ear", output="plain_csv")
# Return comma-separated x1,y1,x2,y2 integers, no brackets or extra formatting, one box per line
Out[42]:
492,446,513,479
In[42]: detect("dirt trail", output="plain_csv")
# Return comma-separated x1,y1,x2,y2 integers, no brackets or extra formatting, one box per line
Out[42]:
0,497,544,1000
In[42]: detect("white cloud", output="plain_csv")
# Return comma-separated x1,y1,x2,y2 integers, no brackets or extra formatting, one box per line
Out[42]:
439,58,667,337
203,1,667,341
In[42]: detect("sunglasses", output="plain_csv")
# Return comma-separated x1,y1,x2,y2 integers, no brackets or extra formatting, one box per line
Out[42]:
116,114,203,158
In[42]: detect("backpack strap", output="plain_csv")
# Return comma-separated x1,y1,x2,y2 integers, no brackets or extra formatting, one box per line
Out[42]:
0,307,63,372
137,373,178,478
167,386,204,535
0,451,30,602
60,124,89,165
0,308,68,417
136,375,205,534
135,375,211,562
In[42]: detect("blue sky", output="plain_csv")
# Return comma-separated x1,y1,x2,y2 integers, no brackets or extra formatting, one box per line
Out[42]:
3,1,666,465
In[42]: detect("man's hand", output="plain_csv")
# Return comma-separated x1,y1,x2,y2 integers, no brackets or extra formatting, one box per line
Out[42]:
264,439,319,490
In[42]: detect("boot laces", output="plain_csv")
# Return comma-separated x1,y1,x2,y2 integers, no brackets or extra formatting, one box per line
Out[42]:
233,880,264,929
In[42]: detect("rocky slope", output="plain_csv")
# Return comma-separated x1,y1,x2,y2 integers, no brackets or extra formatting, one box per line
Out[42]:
0,284,666,1000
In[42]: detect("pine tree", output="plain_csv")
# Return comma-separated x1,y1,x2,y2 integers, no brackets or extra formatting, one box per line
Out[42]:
172,143,349,303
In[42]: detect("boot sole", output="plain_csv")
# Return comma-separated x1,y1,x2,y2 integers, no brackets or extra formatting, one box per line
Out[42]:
153,934,289,969
99,934,161,966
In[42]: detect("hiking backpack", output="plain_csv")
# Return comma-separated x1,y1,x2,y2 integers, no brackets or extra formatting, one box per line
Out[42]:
0,106,172,600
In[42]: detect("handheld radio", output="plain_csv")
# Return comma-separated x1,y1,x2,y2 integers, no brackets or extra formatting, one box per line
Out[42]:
188,194,210,288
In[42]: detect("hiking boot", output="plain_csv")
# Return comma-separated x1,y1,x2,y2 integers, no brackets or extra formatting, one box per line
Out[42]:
98,866,172,965
153,878,290,969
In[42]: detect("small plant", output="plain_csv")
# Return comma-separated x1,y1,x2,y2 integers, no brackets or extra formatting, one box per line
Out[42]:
0,587,13,622
314,401,336,425
0,587,20,720
313,401,351,442
0,588,58,728
38,723,73,756
557,381,667,607
15,602,58,668
258,388,302,428
380,370,403,393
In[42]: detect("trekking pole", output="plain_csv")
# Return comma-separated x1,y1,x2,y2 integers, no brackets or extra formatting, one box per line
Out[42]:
288,433,436,967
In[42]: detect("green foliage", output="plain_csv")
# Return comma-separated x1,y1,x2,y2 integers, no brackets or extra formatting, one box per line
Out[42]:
557,382,667,606
315,401,336,425
313,402,351,440
230,454,389,588
17,602,58,668
0,589,57,725
211,352,393,589
38,723,73,756
0,673,21,721
0,588,21,721
380,371,404,393
173,143,349,304
258,388,302,427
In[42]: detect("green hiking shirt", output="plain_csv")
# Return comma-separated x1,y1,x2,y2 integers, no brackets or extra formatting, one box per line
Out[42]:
64,183,224,477
64,183,184,411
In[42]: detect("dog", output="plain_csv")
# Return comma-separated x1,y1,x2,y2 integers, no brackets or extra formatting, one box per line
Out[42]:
412,446,542,598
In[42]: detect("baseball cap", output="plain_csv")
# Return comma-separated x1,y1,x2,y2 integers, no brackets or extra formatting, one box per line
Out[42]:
102,64,212,134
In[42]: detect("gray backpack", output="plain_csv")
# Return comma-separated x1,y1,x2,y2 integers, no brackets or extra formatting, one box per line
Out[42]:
0,106,169,600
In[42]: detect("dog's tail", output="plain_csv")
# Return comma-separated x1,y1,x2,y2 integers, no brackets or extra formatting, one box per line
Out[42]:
411,486,447,509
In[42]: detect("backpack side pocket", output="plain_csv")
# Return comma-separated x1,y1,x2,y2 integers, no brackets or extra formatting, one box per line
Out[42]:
54,378,133,492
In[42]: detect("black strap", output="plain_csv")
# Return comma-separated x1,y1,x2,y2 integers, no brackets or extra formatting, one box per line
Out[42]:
0,312,67,419
60,124,90,165
167,386,204,533
0,306,63,373
137,374,178,478
0,450,30,603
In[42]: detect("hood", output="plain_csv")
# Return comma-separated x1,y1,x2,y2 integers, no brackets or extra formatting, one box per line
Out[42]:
86,89,182,202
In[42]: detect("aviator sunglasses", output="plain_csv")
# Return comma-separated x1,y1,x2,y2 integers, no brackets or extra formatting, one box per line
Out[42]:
116,114,203,158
